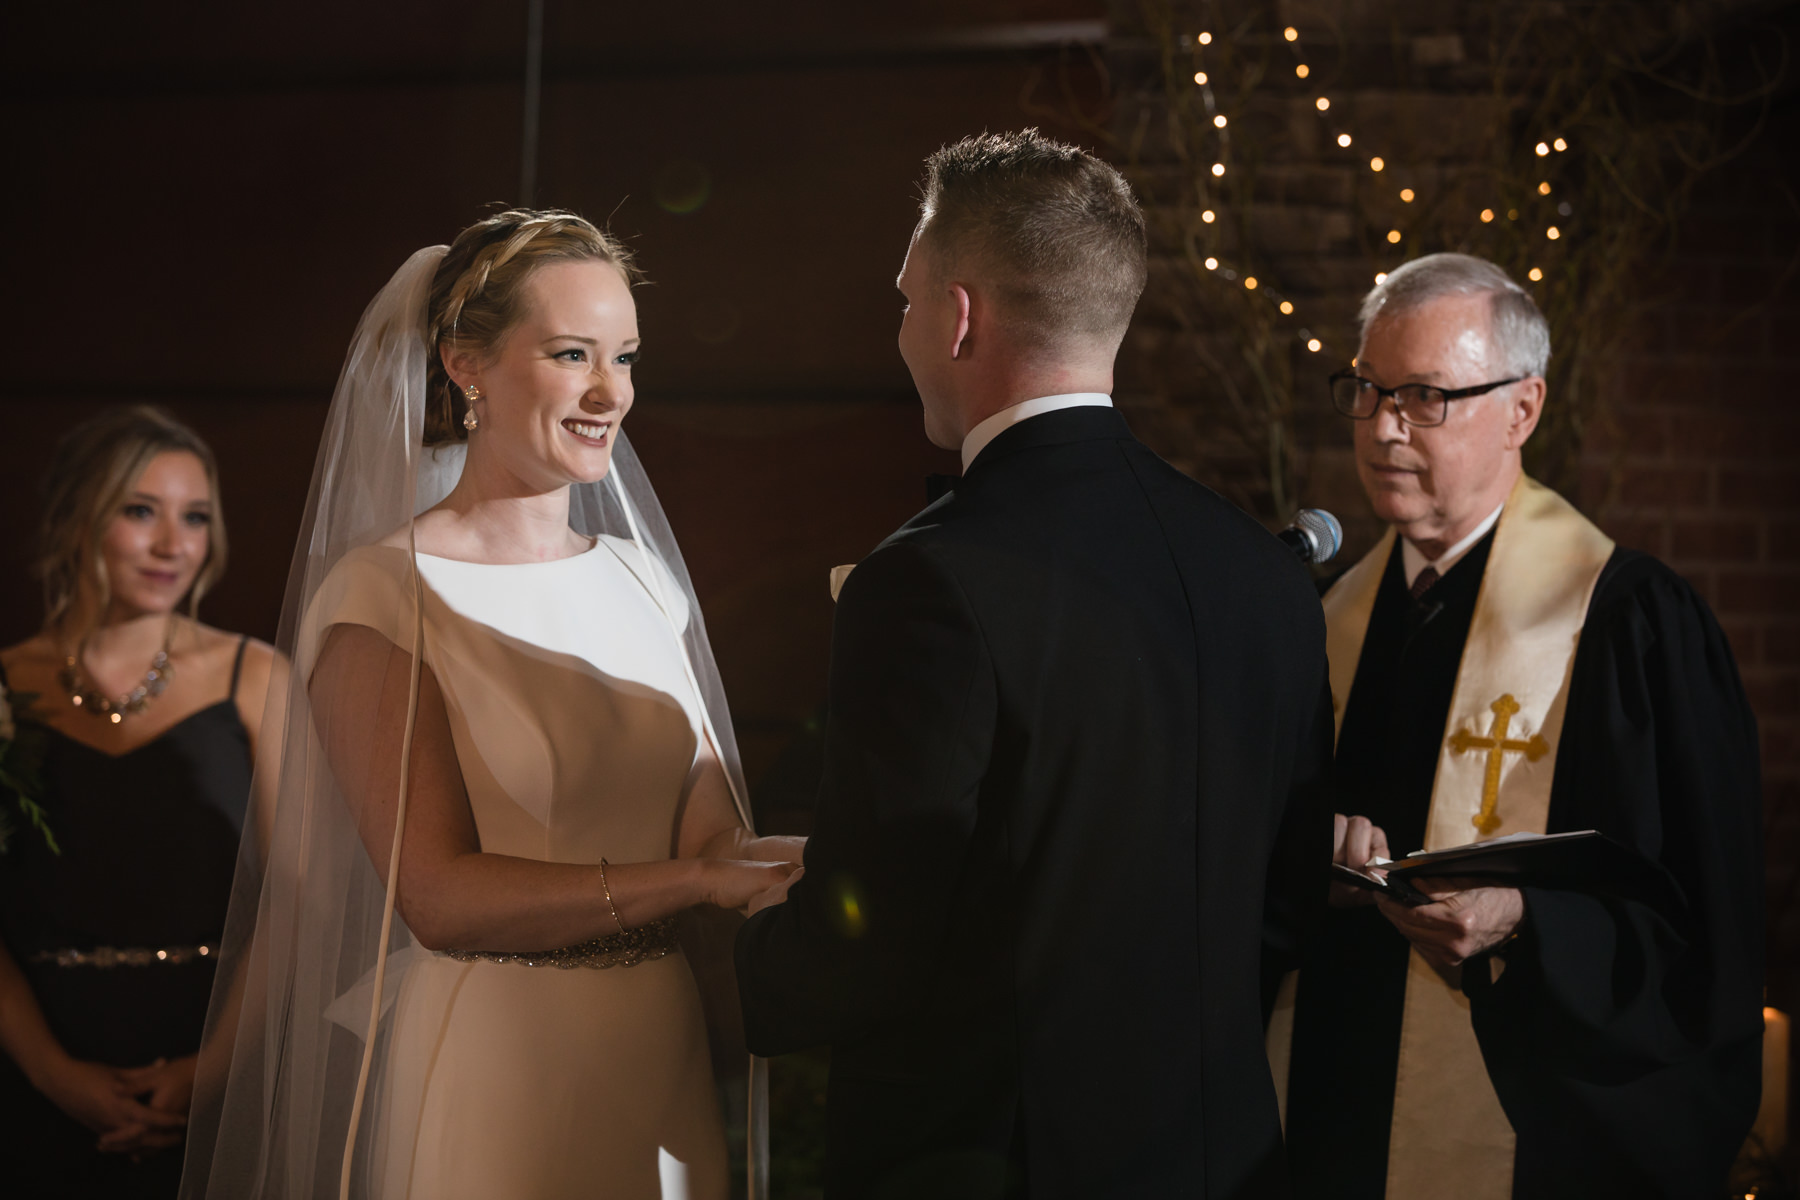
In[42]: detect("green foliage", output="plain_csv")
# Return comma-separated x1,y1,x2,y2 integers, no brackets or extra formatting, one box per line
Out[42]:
0,693,59,857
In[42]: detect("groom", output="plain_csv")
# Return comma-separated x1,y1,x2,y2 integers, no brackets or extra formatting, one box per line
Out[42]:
736,131,1334,1199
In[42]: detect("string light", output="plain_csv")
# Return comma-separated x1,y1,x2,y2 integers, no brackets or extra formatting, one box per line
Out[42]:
1553,136,1568,151
1214,114,1228,128
1201,209,1216,223
1307,338,1323,352
1284,26,1298,41
1280,301,1294,314
1315,97,1330,111
1375,272,1388,283
1546,225,1561,240
1370,156,1385,171
1205,256,1219,270
1337,133,1352,147
1535,142,1550,156
1212,162,1226,177
1194,71,1208,85
1198,31,1212,45
1507,208,1519,220
1528,267,1544,281
1295,63,1309,78
1386,229,1402,243
1537,181,1551,195
1480,208,1494,221
1245,276,1259,289
1400,188,1415,202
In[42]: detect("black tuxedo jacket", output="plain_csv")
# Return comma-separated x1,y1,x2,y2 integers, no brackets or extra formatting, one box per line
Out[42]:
735,406,1334,1199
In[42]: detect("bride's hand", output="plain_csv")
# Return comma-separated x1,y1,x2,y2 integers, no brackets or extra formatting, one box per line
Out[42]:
699,859,801,912
741,835,806,865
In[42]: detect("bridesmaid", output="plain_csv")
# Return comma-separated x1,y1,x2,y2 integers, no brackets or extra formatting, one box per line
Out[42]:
0,406,276,1199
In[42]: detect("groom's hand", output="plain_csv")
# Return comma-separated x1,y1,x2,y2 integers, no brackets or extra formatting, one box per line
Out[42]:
747,866,804,918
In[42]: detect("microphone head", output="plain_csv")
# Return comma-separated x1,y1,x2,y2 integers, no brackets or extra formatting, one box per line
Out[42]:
1292,508,1343,564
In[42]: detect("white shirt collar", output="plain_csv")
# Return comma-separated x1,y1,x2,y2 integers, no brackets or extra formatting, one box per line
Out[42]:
1401,501,1505,589
960,393,1113,471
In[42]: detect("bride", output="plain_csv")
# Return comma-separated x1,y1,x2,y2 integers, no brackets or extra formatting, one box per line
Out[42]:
179,211,799,1199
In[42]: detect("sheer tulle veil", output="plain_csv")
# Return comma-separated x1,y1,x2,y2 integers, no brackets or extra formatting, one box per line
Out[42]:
179,247,768,1198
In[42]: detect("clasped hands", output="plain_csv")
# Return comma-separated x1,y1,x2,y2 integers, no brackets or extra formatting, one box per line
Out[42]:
36,1051,194,1159
1331,813,1524,970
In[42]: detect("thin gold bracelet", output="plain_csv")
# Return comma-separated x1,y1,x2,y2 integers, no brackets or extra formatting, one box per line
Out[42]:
598,858,624,933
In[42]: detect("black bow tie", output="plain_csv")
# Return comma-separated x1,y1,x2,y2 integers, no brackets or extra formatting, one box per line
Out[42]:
926,473,959,503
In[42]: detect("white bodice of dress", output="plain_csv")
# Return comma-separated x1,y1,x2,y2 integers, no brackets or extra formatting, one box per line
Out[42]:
306,535,702,866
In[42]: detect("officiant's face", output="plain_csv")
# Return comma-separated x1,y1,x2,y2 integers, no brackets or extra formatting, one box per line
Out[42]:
474,259,639,489
1354,293,1527,543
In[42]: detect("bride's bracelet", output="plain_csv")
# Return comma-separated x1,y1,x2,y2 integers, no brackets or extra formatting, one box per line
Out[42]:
599,857,623,933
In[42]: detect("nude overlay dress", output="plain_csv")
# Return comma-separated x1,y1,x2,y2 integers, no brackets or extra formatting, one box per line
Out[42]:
300,536,729,1200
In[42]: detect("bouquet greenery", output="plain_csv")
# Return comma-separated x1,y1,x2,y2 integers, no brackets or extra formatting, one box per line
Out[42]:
0,681,57,855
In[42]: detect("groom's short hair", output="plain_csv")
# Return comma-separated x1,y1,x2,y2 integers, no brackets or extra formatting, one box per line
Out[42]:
918,129,1147,352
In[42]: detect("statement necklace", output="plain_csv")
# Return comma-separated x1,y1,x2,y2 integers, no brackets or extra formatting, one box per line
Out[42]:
60,622,176,724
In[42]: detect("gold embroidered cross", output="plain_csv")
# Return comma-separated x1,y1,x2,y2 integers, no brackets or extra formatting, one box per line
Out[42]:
1446,694,1550,836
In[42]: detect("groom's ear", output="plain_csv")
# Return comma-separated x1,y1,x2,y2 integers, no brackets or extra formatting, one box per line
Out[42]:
949,282,974,361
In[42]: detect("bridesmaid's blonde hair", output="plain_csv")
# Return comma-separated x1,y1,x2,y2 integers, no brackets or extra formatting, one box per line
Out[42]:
423,209,639,446
37,405,228,638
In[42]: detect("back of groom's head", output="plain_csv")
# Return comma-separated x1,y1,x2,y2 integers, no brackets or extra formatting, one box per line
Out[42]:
918,130,1147,354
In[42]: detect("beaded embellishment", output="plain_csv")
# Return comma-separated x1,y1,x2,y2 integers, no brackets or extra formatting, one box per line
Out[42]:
445,917,679,970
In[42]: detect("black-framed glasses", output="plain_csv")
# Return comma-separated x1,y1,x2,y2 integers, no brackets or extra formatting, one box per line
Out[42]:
1329,370,1525,428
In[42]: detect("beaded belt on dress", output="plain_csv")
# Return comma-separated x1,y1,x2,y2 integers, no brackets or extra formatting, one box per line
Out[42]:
31,944,216,968
444,916,679,970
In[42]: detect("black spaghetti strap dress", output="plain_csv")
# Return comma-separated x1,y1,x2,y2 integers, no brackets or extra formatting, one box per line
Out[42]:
0,638,252,1199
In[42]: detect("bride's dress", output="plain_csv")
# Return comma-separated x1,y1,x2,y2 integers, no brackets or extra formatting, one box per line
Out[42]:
304,535,728,1200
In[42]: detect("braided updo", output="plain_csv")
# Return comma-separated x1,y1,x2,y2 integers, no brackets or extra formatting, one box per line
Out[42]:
423,209,639,446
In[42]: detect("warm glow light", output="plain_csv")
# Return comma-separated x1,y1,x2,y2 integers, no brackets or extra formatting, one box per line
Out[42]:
1370,156,1385,171
1528,267,1544,281
1535,142,1550,156
1400,188,1415,203
1386,229,1402,244
1295,63,1310,79
1245,276,1258,289
1211,162,1226,177
1553,136,1568,151
1214,114,1228,128
1205,256,1219,270
1284,26,1298,41
1315,97,1330,111
1201,209,1216,223
1507,208,1519,220
1375,272,1388,284
1280,301,1294,314
1480,208,1494,222
1538,181,1551,195
1307,338,1323,352
1547,225,1561,239
110,712,122,724
1337,133,1352,147
1198,31,1212,44
1194,71,1208,85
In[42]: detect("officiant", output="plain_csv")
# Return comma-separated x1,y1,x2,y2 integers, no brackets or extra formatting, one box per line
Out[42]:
1270,253,1764,1199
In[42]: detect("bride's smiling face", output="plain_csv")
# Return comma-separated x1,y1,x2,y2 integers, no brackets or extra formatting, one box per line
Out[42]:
457,259,640,488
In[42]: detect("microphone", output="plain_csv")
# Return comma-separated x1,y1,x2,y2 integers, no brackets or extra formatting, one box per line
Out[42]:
1279,508,1343,565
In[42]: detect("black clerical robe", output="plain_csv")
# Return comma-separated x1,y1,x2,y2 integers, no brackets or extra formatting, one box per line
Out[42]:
1283,533,1764,1199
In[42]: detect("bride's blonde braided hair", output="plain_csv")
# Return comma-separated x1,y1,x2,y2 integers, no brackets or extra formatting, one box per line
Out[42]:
423,209,639,446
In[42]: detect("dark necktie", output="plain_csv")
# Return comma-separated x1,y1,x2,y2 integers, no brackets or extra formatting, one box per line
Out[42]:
1409,565,1441,602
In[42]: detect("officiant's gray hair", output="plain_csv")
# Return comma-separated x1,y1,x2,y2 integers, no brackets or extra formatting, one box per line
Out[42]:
1358,253,1551,378
917,129,1146,352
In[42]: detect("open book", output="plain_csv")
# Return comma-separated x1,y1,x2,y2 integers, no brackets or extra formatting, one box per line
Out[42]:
1331,829,1688,922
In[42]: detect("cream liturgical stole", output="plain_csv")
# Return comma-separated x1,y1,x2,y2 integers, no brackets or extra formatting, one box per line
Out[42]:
1268,473,1613,1200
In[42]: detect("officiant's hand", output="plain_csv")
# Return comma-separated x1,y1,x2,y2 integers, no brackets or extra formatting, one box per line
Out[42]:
1330,813,1391,907
1375,877,1525,969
